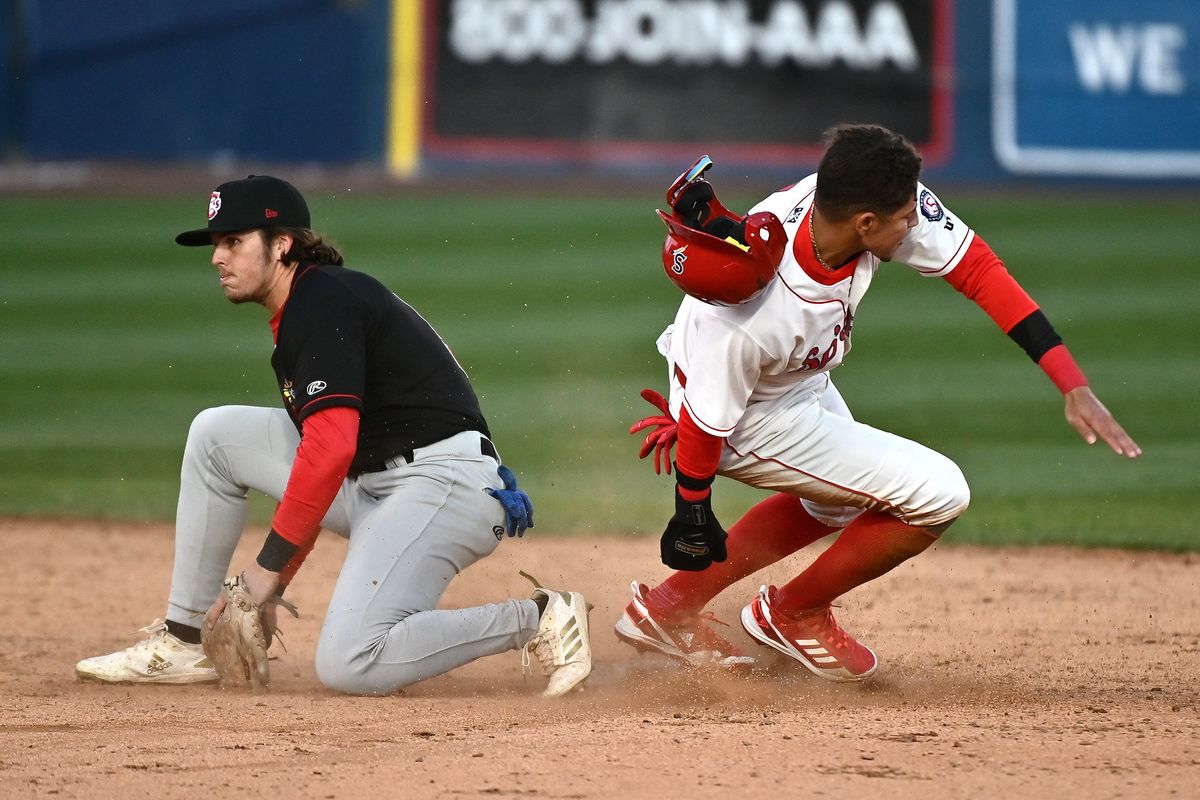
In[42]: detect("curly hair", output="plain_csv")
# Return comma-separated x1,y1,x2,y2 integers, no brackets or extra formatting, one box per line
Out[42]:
262,227,345,266
814,124,922,221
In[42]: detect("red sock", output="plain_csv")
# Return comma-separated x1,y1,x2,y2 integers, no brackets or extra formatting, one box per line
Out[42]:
648,493,837,616
774,510,939,612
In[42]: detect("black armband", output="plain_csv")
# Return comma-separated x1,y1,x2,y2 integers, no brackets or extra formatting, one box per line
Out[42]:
256,529,298,573
674,469,716,493
1006,309,1063,363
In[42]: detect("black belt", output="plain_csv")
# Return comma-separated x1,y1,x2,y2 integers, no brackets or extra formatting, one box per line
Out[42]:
353,435,498,477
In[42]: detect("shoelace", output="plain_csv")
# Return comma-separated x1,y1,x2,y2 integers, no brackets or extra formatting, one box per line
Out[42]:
518,568,549,676
692,612,741,653
655,609,741,656
520,641,532,674
810,605,852,651
133,619,169,643
520,630,558,677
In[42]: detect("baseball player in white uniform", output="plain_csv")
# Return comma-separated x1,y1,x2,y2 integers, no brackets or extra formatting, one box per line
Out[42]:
617,125,1141,680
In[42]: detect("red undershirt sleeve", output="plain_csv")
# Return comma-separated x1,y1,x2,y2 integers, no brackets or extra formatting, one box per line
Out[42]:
943,236,1088,395
256,406,359,580
674,405,724,501
942,236,1038,333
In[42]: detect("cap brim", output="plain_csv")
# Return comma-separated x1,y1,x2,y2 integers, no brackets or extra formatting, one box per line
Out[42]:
175,228,216,246
175,222,261,246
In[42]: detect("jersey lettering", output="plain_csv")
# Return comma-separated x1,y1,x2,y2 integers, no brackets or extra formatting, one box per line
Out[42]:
799,308,853,373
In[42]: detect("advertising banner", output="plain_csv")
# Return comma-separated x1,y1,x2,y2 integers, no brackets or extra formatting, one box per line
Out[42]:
422,0,953,167
993,0,1200,177
19,0,386,162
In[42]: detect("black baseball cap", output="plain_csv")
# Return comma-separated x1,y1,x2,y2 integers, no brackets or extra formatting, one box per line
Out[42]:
175,175,310,246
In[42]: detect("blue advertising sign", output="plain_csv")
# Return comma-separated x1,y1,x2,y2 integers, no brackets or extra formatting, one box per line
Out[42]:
19,0,388,163
992,0,1200,177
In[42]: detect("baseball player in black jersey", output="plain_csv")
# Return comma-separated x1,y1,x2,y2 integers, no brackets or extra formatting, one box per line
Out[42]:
75,175,592,696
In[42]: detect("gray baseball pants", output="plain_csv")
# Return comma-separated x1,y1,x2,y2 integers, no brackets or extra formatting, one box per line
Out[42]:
165,405,541,695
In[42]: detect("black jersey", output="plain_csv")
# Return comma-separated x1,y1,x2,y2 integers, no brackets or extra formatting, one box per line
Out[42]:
270,264,490,475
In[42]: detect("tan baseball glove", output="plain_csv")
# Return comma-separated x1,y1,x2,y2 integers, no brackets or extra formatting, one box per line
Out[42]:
201,573,298,690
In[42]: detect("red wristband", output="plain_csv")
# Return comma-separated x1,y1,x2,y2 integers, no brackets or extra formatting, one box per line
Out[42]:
1038,344,1088,394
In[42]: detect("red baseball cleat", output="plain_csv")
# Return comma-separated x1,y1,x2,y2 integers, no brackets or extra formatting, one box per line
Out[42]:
615,581,755,668
740,585,877,682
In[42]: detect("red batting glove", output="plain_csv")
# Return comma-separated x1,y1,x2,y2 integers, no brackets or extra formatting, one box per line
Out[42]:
628,388,678,475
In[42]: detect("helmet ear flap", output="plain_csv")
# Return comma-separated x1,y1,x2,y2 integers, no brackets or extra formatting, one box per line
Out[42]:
744,212,787,270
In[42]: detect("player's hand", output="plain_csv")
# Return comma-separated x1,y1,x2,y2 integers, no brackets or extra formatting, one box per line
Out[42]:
486,465,534,537
204,563,283,652
661,487,728,571
241,562,282,605
202,566,292,650
629,388,677,474
1064,386,1142,459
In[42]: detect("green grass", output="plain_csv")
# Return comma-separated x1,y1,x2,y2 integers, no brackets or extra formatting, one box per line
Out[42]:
1,189,1197,550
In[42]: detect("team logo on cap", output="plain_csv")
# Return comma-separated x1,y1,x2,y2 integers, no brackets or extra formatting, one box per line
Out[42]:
919,189,943,222
671,245,688,274
208,191,222,221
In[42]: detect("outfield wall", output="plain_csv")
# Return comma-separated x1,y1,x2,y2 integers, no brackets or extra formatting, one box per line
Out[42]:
2,0,1198,183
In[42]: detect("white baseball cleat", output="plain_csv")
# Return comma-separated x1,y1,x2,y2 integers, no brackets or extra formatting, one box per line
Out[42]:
523,588,593,697
75,621,219,685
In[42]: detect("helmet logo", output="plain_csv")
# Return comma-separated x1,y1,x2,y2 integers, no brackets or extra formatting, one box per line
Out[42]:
670,245,688,274
208,191,222,221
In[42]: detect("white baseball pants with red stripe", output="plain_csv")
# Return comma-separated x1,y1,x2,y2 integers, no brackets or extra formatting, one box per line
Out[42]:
719,377,970,530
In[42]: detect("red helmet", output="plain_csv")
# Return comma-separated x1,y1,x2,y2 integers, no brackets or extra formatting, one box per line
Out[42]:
657,209,785,305
656,156,786,305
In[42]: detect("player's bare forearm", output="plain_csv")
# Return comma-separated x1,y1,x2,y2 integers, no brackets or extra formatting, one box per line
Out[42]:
1064,386,1142,459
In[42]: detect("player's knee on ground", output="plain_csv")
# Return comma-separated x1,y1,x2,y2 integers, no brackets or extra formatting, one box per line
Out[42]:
314,622,424,696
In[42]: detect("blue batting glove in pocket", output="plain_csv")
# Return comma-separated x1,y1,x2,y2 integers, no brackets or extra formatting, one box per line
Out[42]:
486,465,535,537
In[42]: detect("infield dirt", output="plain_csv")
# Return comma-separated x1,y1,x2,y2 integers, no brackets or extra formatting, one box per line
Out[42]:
1,519,1196,799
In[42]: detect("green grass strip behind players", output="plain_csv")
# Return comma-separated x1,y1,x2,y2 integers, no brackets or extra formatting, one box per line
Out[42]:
0,191,1195,550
